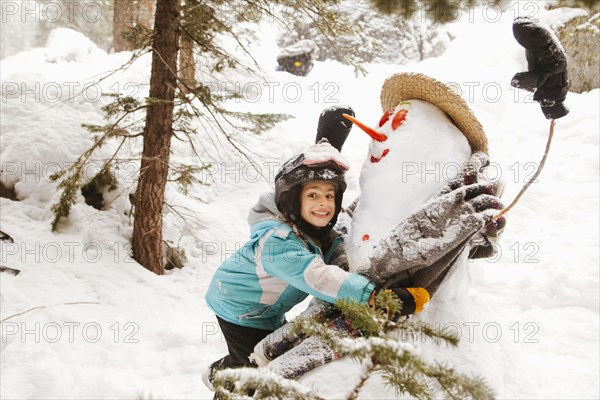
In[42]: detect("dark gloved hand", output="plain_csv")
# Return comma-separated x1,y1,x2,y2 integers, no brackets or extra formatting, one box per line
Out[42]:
439,152,506,259
369,287,430,319
315,105,355,151
511,17,569,119
468,194,507,259
441,151,492,190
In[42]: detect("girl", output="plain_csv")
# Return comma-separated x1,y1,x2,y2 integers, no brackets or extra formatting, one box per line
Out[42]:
204,141,428,389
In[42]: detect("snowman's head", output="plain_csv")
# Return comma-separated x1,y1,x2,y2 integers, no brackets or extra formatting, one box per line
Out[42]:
378,72,488,154
343,99,470,166
341,74,488,265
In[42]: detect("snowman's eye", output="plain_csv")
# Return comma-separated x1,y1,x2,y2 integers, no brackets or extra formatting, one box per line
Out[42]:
392,109,408,130
378,109,393,127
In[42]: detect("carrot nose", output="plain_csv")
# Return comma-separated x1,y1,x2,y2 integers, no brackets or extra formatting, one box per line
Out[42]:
342,113,388,142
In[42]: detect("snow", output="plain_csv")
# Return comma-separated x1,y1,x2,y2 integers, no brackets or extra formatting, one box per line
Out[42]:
44,27,107,63
215,367,319,398
277,39,317,59
539,7,589,30
1,4,599,400
338,336,417,356
302,141,350,170
577,13,600,34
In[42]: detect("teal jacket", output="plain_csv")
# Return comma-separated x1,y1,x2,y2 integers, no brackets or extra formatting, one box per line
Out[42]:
205,194,374,330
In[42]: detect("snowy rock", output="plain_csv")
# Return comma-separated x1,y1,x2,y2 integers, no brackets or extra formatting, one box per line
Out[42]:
45,28,106,63
555,10,600,93
277,39,316,59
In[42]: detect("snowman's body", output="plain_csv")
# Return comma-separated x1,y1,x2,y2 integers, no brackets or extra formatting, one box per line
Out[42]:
347,100,471,273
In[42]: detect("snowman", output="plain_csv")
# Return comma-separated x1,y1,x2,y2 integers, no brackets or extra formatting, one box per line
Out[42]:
342,72,489,278
249,72,506,382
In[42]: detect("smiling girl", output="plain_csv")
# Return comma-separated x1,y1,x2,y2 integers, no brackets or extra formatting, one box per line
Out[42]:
203,141,381,386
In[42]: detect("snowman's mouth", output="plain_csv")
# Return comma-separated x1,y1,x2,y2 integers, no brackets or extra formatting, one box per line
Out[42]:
370,149,390,163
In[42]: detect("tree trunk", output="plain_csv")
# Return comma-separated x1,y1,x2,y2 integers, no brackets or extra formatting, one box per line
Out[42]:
132,0,181,275
137,0,156,30
179,32,196,92
113,0,134,52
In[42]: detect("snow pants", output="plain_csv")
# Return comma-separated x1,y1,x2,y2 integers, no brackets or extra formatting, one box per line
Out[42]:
216,316,274,367
209,317,274,399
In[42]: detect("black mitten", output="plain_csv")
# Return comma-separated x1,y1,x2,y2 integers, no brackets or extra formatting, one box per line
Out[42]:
315,105,355,151
511,17,569,119
438,151,506,258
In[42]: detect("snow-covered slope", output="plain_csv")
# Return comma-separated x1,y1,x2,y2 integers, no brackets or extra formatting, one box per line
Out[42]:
1,7,598,400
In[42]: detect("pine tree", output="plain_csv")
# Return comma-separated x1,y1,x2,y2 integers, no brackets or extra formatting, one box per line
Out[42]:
213,291,495,399
130,0,181,275
49,0,351,274
113,0,156,52
113,0,135,52
178,0,196,93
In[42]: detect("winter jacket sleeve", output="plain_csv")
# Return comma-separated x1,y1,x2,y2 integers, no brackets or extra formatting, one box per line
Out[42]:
258,228,374,305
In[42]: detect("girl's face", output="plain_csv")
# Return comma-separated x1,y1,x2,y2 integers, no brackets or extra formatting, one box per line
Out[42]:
300,181,336,228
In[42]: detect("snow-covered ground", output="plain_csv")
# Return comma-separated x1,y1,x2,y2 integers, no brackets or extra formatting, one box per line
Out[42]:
1,4,599,400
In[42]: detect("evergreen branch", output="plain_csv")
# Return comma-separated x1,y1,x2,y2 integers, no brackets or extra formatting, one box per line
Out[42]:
347,358,376,400
379,363,433,400
291,316,348,350
168,163,211,194
178,25,254,76
166,57,281,169
340,336,418,364
335,297,382,336
180,130,214,182
196,20,263,75
180,88,280,187
422,362,495,400
41,49,151,113
395,320,460,348
50,140,105,231
50,98,145,231
213,367,323,400
163,202,209,236
107,138,128,166
244,0,290,25
284,295,494,399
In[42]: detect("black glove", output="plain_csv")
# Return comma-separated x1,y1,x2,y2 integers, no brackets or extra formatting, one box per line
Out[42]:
370,287,430,318
511,17,569,119
315,105,354,151
440,152,506,259
468,193,506,259
441,151,493,190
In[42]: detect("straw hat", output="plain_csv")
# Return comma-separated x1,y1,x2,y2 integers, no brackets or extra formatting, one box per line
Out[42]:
380,72,488,154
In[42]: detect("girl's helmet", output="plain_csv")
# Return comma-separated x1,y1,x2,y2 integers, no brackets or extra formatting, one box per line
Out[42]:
274,140,349,237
